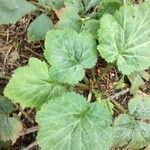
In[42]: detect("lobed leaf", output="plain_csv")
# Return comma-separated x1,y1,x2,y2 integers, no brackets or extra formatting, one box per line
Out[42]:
45,30,97,84
98,2,150,75
57,8,82,32
0,0,36,25
129,95,150,120
82,19,99,38
0,117,23,144
38,0,64,9
65,0,101,13
113,95,150,149
98,0,121,18
4,58,66,109
113,114,150,149
128,71,150,94
27,14,53,42
36,92,113,150
65,0,84,13
0,96,13,115
57,8,99,37
0,96,22,143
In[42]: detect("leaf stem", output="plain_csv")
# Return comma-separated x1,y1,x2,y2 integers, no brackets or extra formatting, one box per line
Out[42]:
76,83,90,90
20,126,39,136
87,91,92,102
83,76,90,84
110,99,127,113
91,68,96,82
106,88,129,113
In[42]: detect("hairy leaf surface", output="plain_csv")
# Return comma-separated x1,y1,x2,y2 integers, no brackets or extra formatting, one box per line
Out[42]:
38,0,64,9
0,96,22,143
45,30,97,84
128,71,150,94
98,0,121,18
65,0,101,13
98,2,150,74
4,58,66,109
27,14,53,41
57,8,99,36
129,95,150,120
113,95,150,149
82,19,99,38
36,92,112,150
0,96,13,115
65,0,84,13
0,0,36,25
57,8,82,32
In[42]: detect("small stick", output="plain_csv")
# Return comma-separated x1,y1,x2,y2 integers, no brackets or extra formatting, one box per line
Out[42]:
15,104,35,124
20,126,39,136
0,75,10,80
87,91,92,102
107,88,130,113
110,88,130,99
22,141,38,150
91,68,96,82
3,45,14,75
76,83,90,90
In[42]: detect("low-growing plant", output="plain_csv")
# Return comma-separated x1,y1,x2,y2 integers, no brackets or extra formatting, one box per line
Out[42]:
0,96,22,144
0,0,64,42
1,0,150,149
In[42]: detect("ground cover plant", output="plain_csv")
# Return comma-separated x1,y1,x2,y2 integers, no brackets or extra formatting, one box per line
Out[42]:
0,0,150,149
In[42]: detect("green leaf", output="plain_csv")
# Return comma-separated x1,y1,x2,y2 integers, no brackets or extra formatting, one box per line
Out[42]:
98,1,121,18
0,116,23,144
38,0,64,9
101,99,114,114
0,140,11,149
113,95,150,149
36,92,113,150
113,114,150,149
0,0,36,25
65,0,101,13
115,76,126,89
82,19,99,38
27,14,53,41
98,2,150,75
129,95,150,120
57,5,99,33
0,96,13,115
65,0,84,13
45,30,97,84
0,96,22,143
128,71,150,94
57,8,82,32
4,58,66,109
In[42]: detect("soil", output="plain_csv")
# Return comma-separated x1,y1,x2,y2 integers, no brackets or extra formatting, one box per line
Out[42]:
0,14,42,150
0,2,149,150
